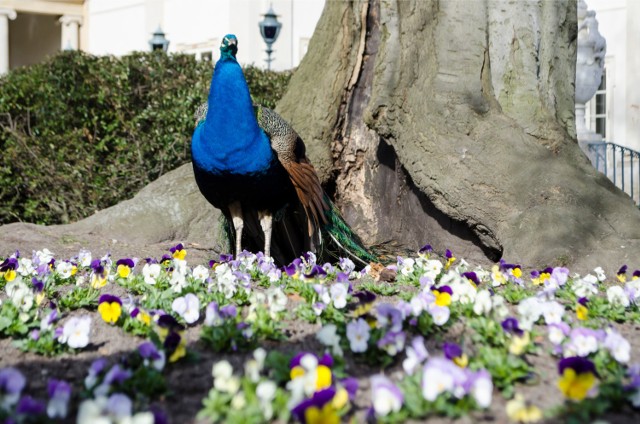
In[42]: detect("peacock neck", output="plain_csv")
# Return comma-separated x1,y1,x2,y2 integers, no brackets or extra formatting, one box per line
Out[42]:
193,56,273,174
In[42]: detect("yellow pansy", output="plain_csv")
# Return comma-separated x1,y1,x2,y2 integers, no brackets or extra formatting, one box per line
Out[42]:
509,332,531,356
432,290,452,307
558,368,596,401
506,394,543,423
576,304,588,321
305,403,339,424
98,301,122,324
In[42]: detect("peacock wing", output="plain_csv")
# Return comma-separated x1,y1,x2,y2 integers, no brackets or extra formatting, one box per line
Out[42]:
194,102,208,128
256,105,328,235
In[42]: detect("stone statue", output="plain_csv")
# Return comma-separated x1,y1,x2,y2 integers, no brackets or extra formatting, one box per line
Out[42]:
575,0,607,150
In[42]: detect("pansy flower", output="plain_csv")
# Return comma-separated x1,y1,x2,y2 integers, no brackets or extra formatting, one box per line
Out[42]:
138,342,166,371
115,258,135,279
576,297,589,321
531,267,553,286
156,314,186,363
290,353,333,393
617,264,628,283
557,356,598,401
347,290,376,319
633,270,640,280
171,293,200,324
0,257,19,282
0,367,26,409
16,395,46,416
47,379,71,419
445,249,455,269
89,259,109,289
461,271,480,288
55,261,76,279
346,318,370,353
98,294,122,325
506,394,543,423
418,243,433,258
304,265,327,280
377,331,406,356
443,342,468,368
291,388,339,424
403,336,429,375
170,243,187,260
130,307,152,326
431,285,452,307
59,316,91,349
502,317,524,336
370,374,403,417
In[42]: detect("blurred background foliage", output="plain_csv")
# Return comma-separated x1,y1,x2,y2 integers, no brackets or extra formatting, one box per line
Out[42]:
0,51,291,225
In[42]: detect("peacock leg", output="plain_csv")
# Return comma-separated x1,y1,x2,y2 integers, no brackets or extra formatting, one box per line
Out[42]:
228,201,243,258
258,210,273,258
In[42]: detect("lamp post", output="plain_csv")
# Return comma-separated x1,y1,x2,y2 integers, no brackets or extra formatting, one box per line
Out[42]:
258,6,282,70
149,26,170,52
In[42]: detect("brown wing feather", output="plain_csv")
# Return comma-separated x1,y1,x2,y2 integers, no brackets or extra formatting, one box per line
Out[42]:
282,160,329,236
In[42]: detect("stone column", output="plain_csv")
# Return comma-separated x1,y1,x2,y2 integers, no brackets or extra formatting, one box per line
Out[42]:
0,8,17,74
59,15,83,50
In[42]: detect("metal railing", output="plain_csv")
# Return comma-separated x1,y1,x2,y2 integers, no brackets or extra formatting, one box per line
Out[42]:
586,142,640,206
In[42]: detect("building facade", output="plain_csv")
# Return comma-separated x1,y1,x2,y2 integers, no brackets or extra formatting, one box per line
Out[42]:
0,0,325,73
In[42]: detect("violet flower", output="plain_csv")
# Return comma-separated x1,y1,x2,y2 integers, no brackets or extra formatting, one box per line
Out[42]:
47,379,71,419
16,395,46,416
0,367,26,408
376,303,404,332
377,331,406,356
501,317,524,336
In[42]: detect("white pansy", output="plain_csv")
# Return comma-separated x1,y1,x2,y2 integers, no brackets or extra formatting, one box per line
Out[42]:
142,263,161,285
192,265,209,282
18,258,35,276
56,262,74,279
398,258,415,276
542,301,565,325
422,260,443,280
572,274,599,298
330,283,348,309
607,285,630,308
473,289,492,315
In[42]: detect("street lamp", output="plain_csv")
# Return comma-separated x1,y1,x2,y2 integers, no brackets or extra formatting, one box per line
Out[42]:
149,26,170,52
258,6,282,70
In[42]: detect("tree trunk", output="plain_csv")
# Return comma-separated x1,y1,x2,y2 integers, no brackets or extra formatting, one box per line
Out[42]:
276,0,640,271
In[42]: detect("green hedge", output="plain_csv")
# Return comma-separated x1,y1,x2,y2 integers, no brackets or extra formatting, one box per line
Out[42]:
0,51,291,225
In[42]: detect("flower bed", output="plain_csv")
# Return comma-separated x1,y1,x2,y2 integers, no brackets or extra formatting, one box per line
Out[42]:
0,245,639,423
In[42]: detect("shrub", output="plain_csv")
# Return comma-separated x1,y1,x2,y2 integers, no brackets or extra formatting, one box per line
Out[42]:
0,51,291,225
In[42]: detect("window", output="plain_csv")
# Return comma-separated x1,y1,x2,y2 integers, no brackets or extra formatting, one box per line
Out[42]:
586,61,612,141
593,69,606,138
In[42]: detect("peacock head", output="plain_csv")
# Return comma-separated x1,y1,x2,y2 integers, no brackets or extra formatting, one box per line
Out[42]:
220,34,238,58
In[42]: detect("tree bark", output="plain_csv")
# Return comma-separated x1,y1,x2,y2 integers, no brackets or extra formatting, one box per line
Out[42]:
277,0,640,270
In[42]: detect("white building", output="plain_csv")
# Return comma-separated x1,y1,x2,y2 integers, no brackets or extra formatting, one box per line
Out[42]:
0,0,325,73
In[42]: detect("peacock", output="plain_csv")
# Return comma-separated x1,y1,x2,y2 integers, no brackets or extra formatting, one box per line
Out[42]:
191,34,376,267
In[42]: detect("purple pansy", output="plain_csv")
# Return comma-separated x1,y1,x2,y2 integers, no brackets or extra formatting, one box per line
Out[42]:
501,317,524,336
16,395,46,416
291,388,336,422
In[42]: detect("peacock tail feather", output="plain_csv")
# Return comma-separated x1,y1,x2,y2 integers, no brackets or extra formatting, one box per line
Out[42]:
319,196,378,266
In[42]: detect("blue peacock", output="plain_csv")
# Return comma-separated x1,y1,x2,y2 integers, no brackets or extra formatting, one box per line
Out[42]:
191,34,376,266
